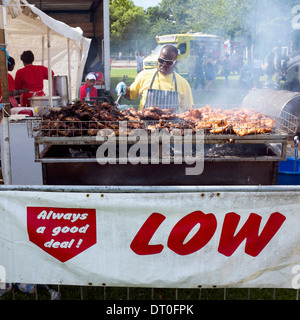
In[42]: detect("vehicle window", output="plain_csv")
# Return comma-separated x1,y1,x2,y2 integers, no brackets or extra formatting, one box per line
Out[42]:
177,43,186,55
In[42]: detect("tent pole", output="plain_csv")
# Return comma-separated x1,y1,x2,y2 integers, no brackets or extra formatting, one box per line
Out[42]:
0,1,12,185
103,0,110,90
77,41,81,98
42,35,45,65
47,27,53,107
67,38,72,103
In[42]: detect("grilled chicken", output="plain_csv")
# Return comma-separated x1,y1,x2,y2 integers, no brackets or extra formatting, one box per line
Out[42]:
39,101,276,137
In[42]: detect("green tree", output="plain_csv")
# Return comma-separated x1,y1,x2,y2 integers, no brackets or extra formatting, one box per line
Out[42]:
110,0,151,56
110,0,150,40
159,0,195,33
144,5,174,46
109,0,300,60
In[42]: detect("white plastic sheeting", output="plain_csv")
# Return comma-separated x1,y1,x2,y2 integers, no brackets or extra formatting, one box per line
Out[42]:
0,186,299,288
1,0,91,100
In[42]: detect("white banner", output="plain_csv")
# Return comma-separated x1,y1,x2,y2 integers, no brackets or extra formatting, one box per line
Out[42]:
0,189,299,288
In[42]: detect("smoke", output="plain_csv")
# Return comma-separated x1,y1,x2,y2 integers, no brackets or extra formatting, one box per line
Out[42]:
253,1,293,57
110,1,299,109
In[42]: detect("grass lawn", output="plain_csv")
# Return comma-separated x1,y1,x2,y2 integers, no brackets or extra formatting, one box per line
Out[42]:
2,284,298,300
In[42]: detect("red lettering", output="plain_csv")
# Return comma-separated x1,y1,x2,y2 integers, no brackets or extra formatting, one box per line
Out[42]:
130,211,286,257
168,211,217,255
130,212,165,255
218,212,286,257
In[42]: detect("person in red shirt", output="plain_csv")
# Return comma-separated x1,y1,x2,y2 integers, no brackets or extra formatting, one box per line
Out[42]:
7,56,15,92
15,50,54,107
80,73,97,100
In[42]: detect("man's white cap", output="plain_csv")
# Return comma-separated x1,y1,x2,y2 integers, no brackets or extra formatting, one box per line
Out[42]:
85,72,96,81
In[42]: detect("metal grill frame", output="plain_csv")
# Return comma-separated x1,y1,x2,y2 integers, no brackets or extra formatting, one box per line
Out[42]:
27,108,297,164
27,108,298,138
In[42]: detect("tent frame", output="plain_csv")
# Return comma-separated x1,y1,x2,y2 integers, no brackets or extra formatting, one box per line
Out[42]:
0,0,92,184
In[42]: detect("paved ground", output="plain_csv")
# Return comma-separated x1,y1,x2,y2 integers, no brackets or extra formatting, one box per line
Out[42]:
111,59,137,68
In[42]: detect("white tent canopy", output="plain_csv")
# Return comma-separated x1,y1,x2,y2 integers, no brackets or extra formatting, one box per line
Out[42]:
2,0,91,101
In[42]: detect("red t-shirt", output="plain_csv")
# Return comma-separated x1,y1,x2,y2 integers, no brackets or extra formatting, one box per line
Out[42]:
80,83,97,100
15,64,54,107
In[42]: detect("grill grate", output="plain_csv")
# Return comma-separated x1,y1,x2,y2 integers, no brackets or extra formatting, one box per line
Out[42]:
27,110,297,140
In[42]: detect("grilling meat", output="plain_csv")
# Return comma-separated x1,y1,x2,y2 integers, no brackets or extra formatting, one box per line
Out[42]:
40,100,127,136
180,105,276,136
38,101,276,137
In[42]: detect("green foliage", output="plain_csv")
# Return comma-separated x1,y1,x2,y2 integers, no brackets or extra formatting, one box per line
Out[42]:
110,0,150,40
109,0,300,57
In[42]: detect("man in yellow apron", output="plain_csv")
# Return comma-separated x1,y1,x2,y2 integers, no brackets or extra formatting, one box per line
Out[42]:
116,45,194,112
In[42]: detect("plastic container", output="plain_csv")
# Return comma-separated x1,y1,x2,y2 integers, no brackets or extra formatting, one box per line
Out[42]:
278,156,300,184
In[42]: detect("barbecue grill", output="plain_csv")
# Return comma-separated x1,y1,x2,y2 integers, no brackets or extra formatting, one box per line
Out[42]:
27,104,297,186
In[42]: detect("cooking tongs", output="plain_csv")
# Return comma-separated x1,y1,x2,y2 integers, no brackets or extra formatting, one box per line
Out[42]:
294,135,299,172
115,75,128,107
